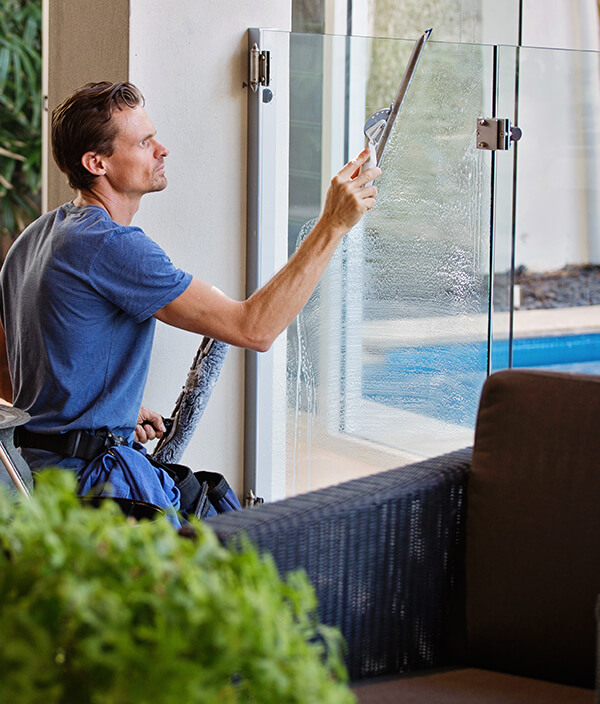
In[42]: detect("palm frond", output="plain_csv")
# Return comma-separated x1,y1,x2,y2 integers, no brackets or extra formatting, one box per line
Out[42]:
0,145,26,161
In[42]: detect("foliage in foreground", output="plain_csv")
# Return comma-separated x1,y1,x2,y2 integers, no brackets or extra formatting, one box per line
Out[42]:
0,471,354,704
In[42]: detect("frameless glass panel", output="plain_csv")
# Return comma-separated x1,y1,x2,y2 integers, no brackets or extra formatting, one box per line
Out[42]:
285,34,499,495
489,44,519,372
507,44,600,374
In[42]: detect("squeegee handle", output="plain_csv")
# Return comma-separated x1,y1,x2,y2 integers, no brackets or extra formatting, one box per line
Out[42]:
359,140,378,185
376,27,432,164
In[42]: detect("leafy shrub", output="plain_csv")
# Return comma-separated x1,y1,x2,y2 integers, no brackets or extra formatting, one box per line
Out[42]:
0,471,355,704
0,0,42,249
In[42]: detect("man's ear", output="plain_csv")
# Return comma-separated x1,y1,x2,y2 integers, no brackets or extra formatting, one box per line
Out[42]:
81,151,107,177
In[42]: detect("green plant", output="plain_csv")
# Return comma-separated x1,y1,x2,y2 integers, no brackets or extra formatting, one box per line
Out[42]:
0,0,42,245
0,471,355,704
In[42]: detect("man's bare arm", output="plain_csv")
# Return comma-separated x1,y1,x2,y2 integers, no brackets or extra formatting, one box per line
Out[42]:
155,149,380,351
0,321,13,404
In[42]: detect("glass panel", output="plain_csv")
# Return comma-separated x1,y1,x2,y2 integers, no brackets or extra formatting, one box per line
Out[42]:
489,44,519,372
285,33,497,495
508,44,600,374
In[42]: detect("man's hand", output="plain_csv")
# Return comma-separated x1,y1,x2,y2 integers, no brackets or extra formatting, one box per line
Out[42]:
318,147,381,237
135,405,166,443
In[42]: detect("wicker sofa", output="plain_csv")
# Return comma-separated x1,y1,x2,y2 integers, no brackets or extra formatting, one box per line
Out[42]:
208,369,600,703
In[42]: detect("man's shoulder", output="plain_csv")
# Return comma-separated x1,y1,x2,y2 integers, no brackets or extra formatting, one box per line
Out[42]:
15,203,120,243
62,203,124,233
18,205,62,237
58,204,151,254
9,205,149,274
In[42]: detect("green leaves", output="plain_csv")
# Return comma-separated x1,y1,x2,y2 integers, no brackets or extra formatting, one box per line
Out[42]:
0,471,355,704
0,0,42,246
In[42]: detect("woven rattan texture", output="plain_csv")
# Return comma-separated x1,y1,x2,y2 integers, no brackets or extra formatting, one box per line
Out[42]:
208,448,470,680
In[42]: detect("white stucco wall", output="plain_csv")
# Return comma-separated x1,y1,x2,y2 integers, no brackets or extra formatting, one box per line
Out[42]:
129,2,291,495
522,0,600,51
516,0,600,270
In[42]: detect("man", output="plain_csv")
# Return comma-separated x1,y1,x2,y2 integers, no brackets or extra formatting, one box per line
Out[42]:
0,81,379,496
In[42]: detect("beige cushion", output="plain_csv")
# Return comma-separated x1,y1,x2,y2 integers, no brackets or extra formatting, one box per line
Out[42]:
352,668,594,704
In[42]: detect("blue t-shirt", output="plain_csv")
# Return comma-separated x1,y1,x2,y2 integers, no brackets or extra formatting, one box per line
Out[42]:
0,203,192,463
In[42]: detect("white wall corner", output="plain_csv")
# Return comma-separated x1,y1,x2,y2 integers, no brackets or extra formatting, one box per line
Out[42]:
129,1,291,496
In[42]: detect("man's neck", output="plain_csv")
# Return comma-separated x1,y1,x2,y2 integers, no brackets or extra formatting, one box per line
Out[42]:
73,190,140,226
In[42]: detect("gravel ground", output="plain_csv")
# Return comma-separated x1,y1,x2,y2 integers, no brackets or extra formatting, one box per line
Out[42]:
515,265,600,310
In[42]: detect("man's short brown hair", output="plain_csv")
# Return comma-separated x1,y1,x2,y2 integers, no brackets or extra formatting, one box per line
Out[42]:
51,82,144,191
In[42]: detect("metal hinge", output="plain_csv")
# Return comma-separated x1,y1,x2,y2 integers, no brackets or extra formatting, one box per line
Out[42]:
476,118,522,151
248,44,271,92
245,489,264,507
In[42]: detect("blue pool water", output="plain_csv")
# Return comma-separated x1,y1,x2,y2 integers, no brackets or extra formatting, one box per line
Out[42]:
509,333,600,372
363,333,600,426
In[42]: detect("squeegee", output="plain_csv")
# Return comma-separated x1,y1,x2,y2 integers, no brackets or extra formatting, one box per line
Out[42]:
152,337,229,464
362,28,432,174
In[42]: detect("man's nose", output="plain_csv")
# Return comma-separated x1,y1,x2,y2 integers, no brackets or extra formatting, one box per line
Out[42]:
155,141,169,158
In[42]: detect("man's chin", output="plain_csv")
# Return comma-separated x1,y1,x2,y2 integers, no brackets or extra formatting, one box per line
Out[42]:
149,177,168,193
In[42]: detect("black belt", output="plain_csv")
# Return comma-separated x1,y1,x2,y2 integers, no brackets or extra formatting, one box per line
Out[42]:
14,427,127,461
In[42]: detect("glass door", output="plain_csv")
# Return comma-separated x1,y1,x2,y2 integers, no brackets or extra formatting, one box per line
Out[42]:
246,30,515,499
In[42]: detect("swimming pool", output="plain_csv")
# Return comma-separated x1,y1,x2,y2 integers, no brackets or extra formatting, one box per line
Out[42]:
510,333,600,373
363,332,600,426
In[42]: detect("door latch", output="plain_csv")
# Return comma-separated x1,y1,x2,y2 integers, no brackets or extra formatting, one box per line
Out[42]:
476,118,522,151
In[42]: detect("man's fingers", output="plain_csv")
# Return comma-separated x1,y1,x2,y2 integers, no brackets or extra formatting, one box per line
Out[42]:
361,183,378,202
135,419,166,444
353,165,382,187
135,424,148,443
143,420,164,437
359,190,378,213
147,417,166,434
340,147,372,180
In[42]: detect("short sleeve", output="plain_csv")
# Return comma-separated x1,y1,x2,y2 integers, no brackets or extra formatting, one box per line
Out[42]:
89,226,192,322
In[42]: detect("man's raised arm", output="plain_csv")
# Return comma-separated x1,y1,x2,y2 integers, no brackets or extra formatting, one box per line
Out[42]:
155,148,381,350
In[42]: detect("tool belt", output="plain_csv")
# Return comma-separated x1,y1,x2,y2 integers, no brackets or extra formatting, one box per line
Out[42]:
14,427,128,462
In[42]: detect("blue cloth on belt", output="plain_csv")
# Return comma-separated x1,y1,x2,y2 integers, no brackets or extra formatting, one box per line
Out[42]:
77,444,181,528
